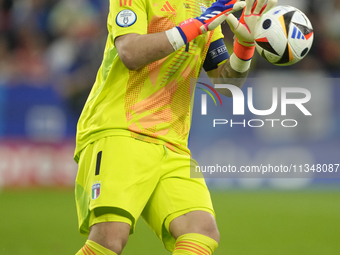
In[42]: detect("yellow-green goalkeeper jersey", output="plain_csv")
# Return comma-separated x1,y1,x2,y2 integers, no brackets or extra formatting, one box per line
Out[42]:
74,0,224,162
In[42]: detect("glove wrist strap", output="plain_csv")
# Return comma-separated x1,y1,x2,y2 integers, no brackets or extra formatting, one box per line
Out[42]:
177,18,203,44
165,27,186,51
166,16,206,51
233,39,255,61
230,53,251,73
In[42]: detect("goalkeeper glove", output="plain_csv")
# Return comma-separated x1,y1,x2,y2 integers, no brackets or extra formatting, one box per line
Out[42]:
226,0,277,72
166,0,246,51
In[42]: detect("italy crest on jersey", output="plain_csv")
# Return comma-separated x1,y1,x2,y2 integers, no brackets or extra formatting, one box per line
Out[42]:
91,183,101,200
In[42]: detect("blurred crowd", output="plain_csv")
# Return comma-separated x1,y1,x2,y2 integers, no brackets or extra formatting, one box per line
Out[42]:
0,0,109,116
0,0,340,115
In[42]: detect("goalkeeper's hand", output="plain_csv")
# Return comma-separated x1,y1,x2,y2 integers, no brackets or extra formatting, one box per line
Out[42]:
226,0,277,61
178,0,246,43
166,0,246,51
223,0,277,72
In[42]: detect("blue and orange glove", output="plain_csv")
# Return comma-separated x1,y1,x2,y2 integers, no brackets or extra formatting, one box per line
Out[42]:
177,0,246,44
166,0,246,51
226,0,277,72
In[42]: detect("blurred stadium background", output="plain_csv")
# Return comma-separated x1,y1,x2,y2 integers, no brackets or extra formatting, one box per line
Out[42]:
0,0,339,254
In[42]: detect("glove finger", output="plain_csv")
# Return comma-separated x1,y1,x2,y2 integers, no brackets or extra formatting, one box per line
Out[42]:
244,0,256,16
225,13,240,31
239,0,248,24
224,4,235,12
253,0,267,15
207,12,228,31
262,0,277,14
244,0,256,15
232,1,247,13
223,1,246,14
203,6,232,25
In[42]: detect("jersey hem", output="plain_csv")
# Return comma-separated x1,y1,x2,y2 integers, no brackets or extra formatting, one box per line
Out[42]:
74,129,190,163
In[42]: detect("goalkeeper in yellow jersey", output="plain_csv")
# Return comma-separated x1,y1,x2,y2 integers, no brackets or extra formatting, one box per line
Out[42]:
74,0,276,254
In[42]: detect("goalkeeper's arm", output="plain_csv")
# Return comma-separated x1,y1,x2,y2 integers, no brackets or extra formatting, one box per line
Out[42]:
115,0,245,70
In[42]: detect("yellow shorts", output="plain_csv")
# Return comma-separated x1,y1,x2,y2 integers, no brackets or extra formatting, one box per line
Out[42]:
75,136,214,251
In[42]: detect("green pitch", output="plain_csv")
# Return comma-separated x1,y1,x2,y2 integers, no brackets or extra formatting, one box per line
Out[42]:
0,188,339,255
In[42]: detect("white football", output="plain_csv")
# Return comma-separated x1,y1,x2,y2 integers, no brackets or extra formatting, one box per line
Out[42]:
254,5,314,66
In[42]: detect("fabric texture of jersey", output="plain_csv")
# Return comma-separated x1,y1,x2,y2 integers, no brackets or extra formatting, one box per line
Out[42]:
74,0,224,162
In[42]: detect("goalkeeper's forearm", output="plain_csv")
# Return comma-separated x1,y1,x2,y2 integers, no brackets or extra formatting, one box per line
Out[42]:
115,0,245,70
207,55,249,98
115,20,215,71
115,32,175,71
115,19,227,71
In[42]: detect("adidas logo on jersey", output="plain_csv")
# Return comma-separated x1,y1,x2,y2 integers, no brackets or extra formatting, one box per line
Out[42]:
161,1,176,12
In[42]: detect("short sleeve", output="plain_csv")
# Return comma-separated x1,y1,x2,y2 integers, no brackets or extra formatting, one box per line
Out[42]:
109,0,148,45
